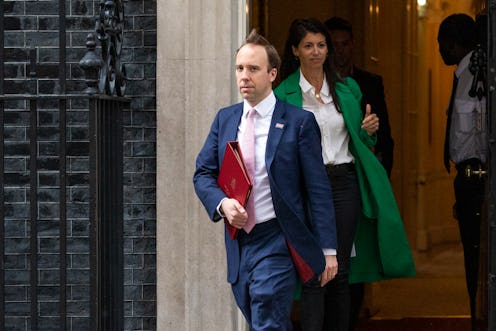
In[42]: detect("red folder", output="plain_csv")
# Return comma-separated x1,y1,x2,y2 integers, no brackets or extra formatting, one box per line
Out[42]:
217,141,252,239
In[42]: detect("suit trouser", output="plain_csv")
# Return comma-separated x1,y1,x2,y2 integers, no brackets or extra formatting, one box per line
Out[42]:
299,164,360,331
231,219,297,331
454,160,486,330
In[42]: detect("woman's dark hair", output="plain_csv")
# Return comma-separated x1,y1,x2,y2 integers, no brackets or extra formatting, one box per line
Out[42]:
280,18,342,111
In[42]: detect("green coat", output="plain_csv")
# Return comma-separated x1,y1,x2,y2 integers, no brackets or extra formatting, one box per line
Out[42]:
275,70,415,283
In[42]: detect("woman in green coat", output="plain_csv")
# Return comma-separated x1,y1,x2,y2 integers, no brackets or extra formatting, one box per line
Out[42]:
274,18,415,331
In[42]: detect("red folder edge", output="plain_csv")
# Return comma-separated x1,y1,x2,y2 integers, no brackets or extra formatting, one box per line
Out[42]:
217,141,252,239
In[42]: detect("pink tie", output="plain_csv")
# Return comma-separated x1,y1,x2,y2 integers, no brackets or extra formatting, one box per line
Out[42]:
242,109,257,233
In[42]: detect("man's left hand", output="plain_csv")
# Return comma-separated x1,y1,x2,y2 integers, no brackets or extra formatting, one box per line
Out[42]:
319,255,338,286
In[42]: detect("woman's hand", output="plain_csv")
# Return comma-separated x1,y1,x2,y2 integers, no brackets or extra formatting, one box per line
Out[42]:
361,104,379,136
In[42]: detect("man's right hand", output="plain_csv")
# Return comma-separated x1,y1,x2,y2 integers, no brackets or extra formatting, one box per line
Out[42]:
221,198,248,229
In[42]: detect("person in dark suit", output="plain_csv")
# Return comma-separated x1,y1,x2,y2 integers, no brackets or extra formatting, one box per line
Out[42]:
193,29,338,331
324,16,396,330
438,14,487,331
325,17,394,178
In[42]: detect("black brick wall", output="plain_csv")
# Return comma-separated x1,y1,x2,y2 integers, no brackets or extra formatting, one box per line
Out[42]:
2,0,157,330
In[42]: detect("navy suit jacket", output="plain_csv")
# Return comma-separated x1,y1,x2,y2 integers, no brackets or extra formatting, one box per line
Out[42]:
193,98,337,284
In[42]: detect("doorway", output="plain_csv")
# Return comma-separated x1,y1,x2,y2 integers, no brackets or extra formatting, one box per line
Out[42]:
248,0,489,328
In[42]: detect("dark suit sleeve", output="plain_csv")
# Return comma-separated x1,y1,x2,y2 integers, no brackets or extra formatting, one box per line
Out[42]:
193,112,227,221
353,69,394,177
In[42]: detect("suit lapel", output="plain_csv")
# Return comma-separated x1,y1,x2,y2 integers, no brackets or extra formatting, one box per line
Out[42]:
227,104,243,139
219,104,243,161
222,101,286,172
265,100,286,170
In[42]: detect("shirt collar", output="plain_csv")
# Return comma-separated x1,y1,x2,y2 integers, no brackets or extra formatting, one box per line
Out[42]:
298,68,330,97
455,51,473,79
243,91,276,118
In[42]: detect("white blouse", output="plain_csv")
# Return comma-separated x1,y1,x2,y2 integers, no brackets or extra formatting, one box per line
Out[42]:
299,70,354,165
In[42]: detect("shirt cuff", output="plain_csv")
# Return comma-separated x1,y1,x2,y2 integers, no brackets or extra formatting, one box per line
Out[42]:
216,197,228,218
323,248,337,256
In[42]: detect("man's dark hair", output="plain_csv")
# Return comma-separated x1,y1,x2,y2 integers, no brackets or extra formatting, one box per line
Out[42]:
237,29,281,71
324,16,353,39
438,13,476,50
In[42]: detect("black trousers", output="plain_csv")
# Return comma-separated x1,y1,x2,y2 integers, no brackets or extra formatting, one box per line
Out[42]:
299,163,360,331
454,159,486,330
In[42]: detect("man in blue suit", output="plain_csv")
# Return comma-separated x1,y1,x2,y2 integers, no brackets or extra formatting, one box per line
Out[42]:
193,30,338,330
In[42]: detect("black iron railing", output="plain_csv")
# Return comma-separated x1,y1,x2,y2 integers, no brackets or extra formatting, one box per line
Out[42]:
0,93,127,331
0,0,127,330
488,3,496,329
89,96,125,331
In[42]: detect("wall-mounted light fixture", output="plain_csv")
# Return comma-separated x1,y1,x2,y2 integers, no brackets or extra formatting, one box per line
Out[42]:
417,0,427,18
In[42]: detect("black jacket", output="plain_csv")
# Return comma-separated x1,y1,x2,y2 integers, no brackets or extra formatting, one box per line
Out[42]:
351,66,394,177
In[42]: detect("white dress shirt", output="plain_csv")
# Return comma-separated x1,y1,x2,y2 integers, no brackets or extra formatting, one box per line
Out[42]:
450,51,487,164
299,70,354,165
237,92,277,224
